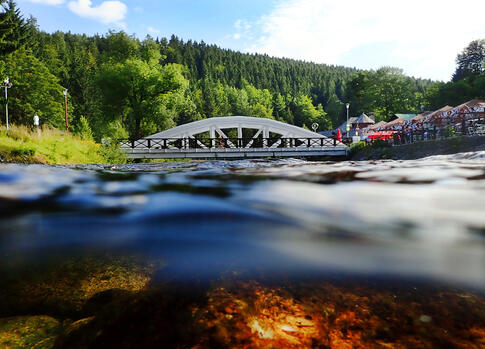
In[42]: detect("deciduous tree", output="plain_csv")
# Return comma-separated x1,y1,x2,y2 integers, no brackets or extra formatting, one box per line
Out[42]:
96,44,189,138
349,67,418,121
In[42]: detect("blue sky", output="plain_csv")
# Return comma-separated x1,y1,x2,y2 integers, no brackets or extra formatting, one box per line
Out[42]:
18,0,485,82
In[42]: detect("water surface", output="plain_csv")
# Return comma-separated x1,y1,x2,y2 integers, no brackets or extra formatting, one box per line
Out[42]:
1,153,485,348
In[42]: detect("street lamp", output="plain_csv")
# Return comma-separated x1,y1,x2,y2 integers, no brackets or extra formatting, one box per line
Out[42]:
345,103,350,136
63,88,69,132
1,77,13,130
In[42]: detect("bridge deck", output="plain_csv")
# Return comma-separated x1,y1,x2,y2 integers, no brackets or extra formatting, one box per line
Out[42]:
120,137,349,159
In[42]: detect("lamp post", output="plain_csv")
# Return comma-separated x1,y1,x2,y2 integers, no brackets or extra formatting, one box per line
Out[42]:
345,103,350,137
1,77,13,130
63,88,69,132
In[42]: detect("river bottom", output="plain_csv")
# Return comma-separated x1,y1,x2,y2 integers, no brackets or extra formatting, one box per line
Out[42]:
0,252,484,348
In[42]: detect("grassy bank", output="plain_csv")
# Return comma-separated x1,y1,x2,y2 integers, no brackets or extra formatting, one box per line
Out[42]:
0,125,124,164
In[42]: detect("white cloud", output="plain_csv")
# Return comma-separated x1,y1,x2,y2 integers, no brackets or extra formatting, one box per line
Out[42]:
147,26,160,35
67,0,127,26
230,19,254,41
246,0,485,81
234,19,251,31
27,0,65,5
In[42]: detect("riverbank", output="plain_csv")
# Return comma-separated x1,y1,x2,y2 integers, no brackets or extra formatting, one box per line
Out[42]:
0,125,125,164
351,135,485,160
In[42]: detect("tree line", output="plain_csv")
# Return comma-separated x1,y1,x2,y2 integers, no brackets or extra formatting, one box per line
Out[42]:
0,1,483,141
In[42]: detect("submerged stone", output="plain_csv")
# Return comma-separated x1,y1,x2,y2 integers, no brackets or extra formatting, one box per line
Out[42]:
0,315,61,349
0,254,160,316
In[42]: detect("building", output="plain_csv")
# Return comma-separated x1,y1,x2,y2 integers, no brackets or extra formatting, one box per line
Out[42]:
388,114,417,122
352,113,375,129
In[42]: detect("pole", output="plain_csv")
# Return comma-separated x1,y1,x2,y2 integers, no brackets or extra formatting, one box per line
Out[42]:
5,84,8,131
2,78,12,130
63,89,69,131
346,103,350,138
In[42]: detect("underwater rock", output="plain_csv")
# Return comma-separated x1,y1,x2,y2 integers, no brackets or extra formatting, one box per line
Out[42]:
0,254,160,317
0,315,61,349
54,285,206,348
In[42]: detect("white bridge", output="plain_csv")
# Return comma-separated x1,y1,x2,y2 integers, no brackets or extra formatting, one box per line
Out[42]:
120,116,348,159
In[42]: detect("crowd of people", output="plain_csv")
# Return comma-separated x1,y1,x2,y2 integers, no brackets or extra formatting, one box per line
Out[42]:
358,100,485,145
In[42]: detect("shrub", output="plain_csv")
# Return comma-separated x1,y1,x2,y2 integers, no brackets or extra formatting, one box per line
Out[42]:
349,141,367,156
75,116,94,141
10,147,36,157
444,126,455,137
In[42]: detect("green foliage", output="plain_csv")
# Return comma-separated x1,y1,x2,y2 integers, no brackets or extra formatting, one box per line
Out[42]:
244,82,273,118
10,146,35,156
103,120,129,140
293,94,328,128
1,47,66,127
10,22,432,137
444,125,455,137
349,141,368,156
348,67,420,121
96,37,190,139
424,74,485,109
99,141,127,164
74,116,93,141
452,39,485,82
0,0,32,56
157,35,359,125
422,39,485,109
325,94,344,129
226,86,249,115
99,30,139,63
0,124,107,164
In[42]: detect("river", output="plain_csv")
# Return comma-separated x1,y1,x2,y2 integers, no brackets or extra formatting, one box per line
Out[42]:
1,153,485,348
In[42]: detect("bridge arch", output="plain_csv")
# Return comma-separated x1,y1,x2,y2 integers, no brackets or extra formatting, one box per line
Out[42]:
122,116,348,158
147,116,326,140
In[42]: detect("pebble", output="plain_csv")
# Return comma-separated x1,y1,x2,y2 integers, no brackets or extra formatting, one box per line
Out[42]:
419,315,432,323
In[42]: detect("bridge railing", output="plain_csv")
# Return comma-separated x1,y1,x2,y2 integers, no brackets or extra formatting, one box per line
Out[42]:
120,137,341,150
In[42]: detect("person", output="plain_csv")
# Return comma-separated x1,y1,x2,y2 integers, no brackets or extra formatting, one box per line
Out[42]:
33,113,40,136
218,135,224,148
336,129,342,142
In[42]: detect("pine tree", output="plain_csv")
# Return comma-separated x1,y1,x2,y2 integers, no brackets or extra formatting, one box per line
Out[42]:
0,0,31,56
452,39,485,82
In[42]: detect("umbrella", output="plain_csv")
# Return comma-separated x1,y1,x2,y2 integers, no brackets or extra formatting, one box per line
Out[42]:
336,129,342,142
368,132,393,140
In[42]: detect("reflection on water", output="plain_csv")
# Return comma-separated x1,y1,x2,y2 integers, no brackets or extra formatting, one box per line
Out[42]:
0,153,485,347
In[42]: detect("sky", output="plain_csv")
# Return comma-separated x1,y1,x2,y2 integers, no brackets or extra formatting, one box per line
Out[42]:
18,0,485,82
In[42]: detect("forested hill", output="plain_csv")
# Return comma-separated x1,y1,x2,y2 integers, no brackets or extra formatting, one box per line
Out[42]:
20,29,361,138
159,35,356,102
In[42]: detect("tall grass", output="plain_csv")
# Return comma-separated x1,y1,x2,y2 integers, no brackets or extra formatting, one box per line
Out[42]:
0,124,120,164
